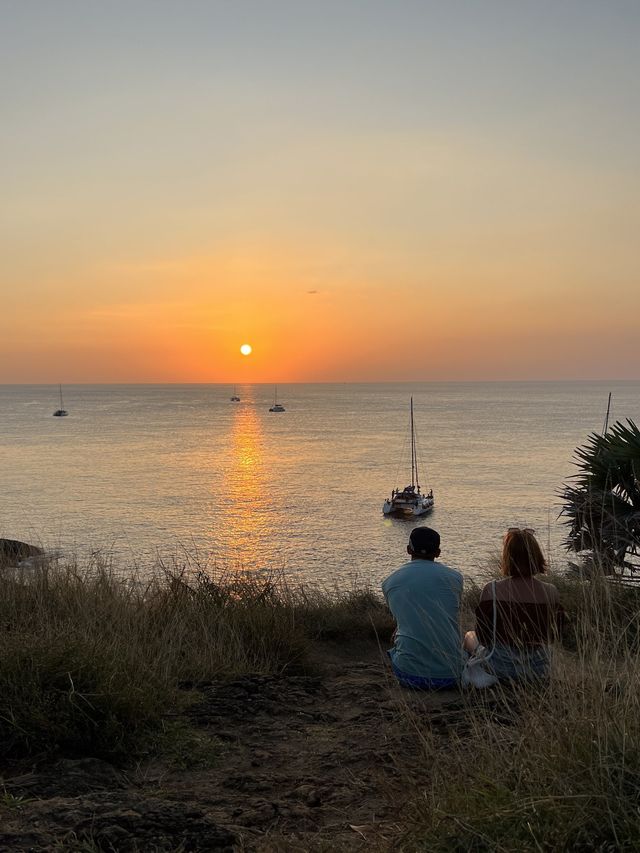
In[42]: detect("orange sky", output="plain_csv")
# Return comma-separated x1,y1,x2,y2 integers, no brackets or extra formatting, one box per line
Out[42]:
4,238,637,382
2,2,639,382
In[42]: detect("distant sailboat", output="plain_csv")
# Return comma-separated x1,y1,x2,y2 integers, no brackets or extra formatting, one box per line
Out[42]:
230,385,241,402
53,385,68,417
269,386,285,412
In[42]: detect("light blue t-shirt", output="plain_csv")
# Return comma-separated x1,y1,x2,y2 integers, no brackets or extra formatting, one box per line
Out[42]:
382,559,464,680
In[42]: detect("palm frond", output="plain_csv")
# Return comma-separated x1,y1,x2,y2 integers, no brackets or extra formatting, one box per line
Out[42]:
559,419,640,575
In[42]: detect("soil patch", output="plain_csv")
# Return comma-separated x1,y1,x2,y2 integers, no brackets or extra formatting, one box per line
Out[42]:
0,639,473,851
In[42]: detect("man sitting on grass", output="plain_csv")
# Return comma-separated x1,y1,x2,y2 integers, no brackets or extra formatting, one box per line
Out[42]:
382,527,463,690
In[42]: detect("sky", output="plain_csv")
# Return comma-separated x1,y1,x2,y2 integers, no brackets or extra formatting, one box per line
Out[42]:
1,0,639,383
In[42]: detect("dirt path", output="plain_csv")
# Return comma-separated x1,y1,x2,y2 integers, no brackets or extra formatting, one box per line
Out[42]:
0,640,468,851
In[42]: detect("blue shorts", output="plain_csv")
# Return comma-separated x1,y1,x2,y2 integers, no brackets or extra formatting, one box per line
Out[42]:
388,652,458,691
488,645,551,682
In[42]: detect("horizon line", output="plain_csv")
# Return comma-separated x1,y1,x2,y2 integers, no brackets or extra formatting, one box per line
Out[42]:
2,378,639,387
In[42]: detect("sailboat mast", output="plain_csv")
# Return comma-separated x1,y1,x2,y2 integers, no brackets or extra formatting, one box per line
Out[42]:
602,392,612,435
59,384,64,408
410,397,415,489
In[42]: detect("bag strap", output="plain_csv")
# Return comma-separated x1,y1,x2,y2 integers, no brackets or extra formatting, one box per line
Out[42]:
484,579,498,662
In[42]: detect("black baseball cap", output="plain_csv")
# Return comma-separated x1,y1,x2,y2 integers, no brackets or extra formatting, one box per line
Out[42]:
409,527,440,556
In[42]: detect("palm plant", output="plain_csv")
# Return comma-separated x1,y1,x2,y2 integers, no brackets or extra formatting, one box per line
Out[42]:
560,419,640,576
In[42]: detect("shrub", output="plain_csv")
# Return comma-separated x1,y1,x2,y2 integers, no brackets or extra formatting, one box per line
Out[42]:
560,419,640,576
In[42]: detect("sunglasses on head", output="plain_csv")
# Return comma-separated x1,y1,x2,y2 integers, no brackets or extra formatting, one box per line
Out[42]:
507,527,535,534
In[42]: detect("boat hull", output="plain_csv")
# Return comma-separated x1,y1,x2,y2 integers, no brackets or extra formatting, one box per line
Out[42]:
382,498,434,517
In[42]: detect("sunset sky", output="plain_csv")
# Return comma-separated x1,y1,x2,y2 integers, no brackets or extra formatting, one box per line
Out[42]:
2,1,639,382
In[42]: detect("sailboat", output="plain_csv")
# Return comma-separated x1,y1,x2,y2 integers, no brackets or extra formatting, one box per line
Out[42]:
269,386,285,412
230,385,241,402
383,397,434,517
53,384,68,417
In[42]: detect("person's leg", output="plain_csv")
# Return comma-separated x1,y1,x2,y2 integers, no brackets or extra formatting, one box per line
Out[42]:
463,630,479,654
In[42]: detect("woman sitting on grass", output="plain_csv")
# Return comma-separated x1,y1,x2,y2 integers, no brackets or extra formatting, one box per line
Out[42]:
464,528,565,682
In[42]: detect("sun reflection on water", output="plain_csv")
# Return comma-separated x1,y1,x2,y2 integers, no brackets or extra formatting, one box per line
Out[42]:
216,401,280,570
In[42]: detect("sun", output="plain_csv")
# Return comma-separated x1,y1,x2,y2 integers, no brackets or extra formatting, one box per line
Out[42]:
240,343,252,356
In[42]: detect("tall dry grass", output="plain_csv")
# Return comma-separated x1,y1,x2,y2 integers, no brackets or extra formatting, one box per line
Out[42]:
399,571,640,851
4,551,640,848
0,557,392,761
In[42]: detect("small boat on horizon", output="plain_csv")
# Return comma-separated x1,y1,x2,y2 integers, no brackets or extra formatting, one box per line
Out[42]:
230,385,240,402
269,386,285,413
383,397,434,517
53,384,68,417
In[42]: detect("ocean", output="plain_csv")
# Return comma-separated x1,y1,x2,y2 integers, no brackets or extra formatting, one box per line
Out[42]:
2,382,638,588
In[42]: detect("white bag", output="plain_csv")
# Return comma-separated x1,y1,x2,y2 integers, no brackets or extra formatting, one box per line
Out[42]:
462,581,499,689
461,645,498,688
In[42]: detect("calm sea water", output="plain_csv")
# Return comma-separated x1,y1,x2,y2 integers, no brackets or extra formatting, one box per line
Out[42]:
1,382,638,587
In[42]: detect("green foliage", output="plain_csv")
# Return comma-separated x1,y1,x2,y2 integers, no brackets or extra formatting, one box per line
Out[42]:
0,634,165,760
560,419,640,575
0,790,27,809
147,717,226,771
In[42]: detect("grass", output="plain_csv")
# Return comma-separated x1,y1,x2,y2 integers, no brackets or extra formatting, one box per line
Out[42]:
396,569,640,852
3,554,640,849
0,557,392,762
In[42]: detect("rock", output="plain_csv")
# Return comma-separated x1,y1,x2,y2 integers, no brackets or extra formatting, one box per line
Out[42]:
292,784,321,807
235,799,277,826
0,538,43,566
0,794,236,852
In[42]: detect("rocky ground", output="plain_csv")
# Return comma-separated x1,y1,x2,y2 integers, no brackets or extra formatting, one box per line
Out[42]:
0,639,476,852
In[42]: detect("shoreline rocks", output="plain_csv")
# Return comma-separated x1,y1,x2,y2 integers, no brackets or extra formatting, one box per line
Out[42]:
0,538,43,567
